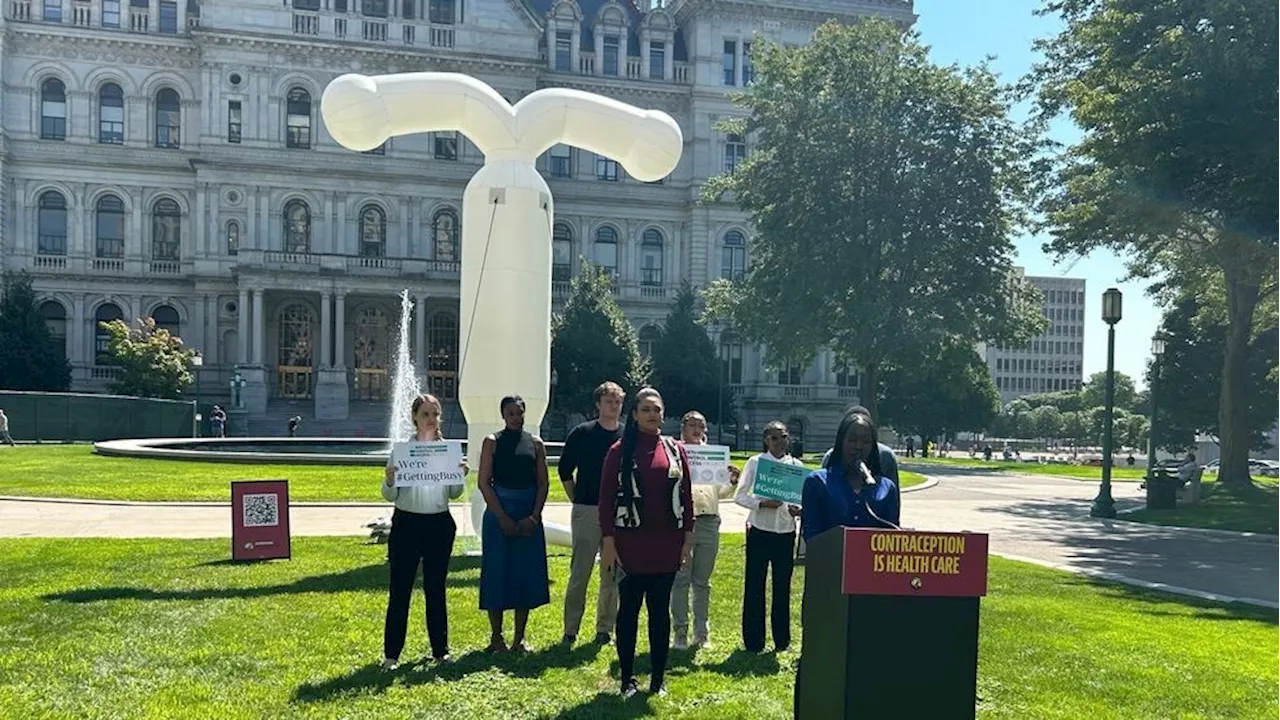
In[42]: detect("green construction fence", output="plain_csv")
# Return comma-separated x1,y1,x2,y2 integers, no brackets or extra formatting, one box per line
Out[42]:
0,390,195,442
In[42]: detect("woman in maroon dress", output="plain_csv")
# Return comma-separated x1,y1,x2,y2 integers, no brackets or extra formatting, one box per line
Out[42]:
599,387,694,698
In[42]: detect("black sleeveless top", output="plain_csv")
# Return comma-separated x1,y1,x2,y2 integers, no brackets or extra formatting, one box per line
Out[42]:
492,428,537,490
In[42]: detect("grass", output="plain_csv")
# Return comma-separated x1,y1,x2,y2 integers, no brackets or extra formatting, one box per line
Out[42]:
0,446,923,503
903,455,1155,481
0,536,1273,719
1120,481,1280,535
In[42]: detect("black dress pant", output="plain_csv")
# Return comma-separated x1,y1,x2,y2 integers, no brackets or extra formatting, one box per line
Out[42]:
383,509,456,660
742,527,795,652
616,571,676,692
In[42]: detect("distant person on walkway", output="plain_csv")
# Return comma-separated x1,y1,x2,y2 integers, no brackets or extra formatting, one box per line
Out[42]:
983,444,993,462
0,409,14,446
287,416,301,437
478,395,551,653
559,381,626,647
1126,453,1136,467
735,420,803,653
672,410,740,650
905,436,915,457
380,393,468,670
599,387,694,698
211,406,227,438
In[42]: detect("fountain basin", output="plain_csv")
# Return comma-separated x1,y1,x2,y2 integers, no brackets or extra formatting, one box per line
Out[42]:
94,437,565,466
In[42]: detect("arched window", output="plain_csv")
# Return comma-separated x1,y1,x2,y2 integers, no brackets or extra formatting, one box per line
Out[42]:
285,87,312,149
721,230,746,281
151,198,181,260
150,304,180,337
359,204,386,257
98,83,125,144
40,301,67,357
94,303,124,365
283,200,311,253
640,228,663,286
720,330,743,384
593,226,618,280
552,222,573,282
40,79,67,141
432,209,458,262
37,191,68,256
95,195,126,258
638,325,662,359
226,221,240,256
154,88,181,148
427,312,459,399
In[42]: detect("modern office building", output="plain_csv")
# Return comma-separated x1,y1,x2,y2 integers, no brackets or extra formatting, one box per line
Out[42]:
984,269,1086,404
4,0,916,441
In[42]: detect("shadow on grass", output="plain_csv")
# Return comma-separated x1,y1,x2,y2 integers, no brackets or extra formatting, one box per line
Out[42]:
547,691,658,719
292,643,608,703
1078,575,1279,625
701,648,782,677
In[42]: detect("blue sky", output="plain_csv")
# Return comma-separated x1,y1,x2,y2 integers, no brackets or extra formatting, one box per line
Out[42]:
913,0,1161,388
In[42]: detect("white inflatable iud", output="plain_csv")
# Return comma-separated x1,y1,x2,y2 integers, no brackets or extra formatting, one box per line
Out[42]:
321,73,683,551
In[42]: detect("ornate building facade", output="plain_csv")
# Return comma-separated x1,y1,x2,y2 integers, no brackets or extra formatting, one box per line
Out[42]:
4,0,915,442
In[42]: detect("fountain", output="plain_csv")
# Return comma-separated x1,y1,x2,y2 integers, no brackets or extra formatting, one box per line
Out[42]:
387,290,421,446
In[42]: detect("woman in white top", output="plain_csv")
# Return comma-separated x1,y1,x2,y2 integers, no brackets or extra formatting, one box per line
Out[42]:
734,420,803,653
381,393,467,669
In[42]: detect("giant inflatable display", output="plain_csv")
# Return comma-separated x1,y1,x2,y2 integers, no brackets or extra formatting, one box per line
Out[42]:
321,72,684,549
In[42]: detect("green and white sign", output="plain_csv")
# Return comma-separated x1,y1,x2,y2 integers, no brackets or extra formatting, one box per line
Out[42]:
686,444,732,485
752,456,808,506
391,441,466,487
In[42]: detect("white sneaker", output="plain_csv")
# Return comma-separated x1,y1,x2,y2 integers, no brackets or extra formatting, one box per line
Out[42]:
672,635,689,650
380,657,399,670
693,636,712,649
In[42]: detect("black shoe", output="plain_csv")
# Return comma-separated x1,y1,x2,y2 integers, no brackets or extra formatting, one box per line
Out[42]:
621,678,639,699
593,632,611,645
561,634,576,646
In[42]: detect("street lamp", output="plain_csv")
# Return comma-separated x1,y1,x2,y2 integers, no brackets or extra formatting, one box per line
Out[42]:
190,352,204,437
549,368,558,436
1144,333,1166,475
230,371,246,410
1091,287,1123,518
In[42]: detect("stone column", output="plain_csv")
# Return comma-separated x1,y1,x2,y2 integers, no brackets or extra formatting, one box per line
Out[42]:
571,30,581,73
237,288,249,364
335,196,347,254
414,293,426,372
320,291,332,368
664,40,674,81
334,292,346,368
246,191,257,250
323,194,335,254
640,29,650,79
251,289,265,365
735,39,745,87
191,293,207,356
194,183,206,257
71,294,86,366
594,27,604,75
259,193,271,251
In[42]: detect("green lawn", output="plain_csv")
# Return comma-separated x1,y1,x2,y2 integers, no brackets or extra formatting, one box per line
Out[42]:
0,536,1273,719
1120,481,1279,535
903,455,1154,481
0,446,923,503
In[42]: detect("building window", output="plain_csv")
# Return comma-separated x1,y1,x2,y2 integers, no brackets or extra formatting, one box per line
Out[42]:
37,191,68,256
227,100,242,143
151,305,180,337
285,87,312,149
427,312,459,399
40,301,67,358
284,200,311,253
40,79,67,141
596,154,619,181
649,41,665,80
102,0,120,25
95,195,126,258
428,0,453,23
434,131,458,160
721,230,746,280
778,362,803,385
359,204,386,257
158,0,177,32
638,325,661,359
554,31,572,71
433,209,459,262
98,83,125,144
151,198,181,261
724,133,746,173
602,35,620,76
95,303,124,365
640,228,663,286
720,332,743,384
399,0,414,20
552,222,572,282
362,0,387,16
835,364,859,388
742,41,754,85
154,88,181,148
42,0,61,20
723,40,737,85
593,226,618,280
226,221,240,256
549,144,572,177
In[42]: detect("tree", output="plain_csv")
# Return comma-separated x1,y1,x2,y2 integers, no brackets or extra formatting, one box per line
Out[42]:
0,272,72,392
1028,404,1063,442
1026,0,1278,486
550,265,648,418
1060,410,1087,449
879,343,1000,441
1080,371,1137,415
649,282,722,423
1020,390,1084,414
701,19,1046,420
101,316,193,399
1120,413,1149,452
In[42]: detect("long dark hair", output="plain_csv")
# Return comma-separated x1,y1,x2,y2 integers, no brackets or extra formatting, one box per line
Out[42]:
619,387,663,492
830,412,883,481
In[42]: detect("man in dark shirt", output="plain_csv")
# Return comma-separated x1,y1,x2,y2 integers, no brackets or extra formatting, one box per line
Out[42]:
559,381,625,645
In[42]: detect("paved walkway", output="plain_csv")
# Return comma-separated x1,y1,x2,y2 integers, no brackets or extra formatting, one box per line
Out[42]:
2,473,1275,608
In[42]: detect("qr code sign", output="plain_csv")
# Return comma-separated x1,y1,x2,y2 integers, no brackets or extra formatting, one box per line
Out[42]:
242,493,280,527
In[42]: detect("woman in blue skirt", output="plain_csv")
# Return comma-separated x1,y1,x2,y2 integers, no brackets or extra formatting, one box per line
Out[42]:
478,395,551,652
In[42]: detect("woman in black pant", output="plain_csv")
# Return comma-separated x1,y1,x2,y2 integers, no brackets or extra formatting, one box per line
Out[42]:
380,394,466,669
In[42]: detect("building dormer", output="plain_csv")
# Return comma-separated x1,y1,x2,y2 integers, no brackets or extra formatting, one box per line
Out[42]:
592,1,630,77
545,0,583,73
640,4,674,80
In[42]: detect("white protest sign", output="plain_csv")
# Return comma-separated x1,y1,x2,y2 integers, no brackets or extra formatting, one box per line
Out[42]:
685,444,732,485
391,441,466,488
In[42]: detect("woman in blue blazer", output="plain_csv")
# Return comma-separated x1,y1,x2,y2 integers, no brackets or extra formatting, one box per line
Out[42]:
801,411,900,541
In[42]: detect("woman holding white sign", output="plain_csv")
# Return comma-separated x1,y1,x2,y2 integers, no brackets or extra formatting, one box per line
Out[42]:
380,394,467,669
734,420,804,653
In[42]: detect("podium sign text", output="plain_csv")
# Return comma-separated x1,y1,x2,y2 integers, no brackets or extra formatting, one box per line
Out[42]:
842,528,988,597
231,480,292,561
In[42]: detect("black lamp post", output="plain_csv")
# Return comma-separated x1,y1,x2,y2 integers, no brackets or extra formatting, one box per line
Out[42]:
1144,333,1166,477
1091,287,1123,518
190,352,203,437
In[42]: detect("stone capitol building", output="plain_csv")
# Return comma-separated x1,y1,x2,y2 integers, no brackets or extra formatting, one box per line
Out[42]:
6,0,915,442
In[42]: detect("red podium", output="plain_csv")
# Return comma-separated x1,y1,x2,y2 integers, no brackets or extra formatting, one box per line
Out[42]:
796,527,989,719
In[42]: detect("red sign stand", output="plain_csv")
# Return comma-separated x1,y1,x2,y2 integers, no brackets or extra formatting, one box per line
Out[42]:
231,480,291,561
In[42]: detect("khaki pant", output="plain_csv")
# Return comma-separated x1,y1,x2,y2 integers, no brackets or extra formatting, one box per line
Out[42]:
563,503,619,638
672,514,721,641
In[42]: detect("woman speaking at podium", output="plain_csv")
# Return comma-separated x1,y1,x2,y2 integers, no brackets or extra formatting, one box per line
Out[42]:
800,411,900,540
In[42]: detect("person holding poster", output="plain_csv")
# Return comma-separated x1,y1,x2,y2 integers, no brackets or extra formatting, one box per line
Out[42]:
599,388,695,698
671,410,740,650
478,395,551,653
734,421,805,653
801,411,901,541
380,394,468,669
